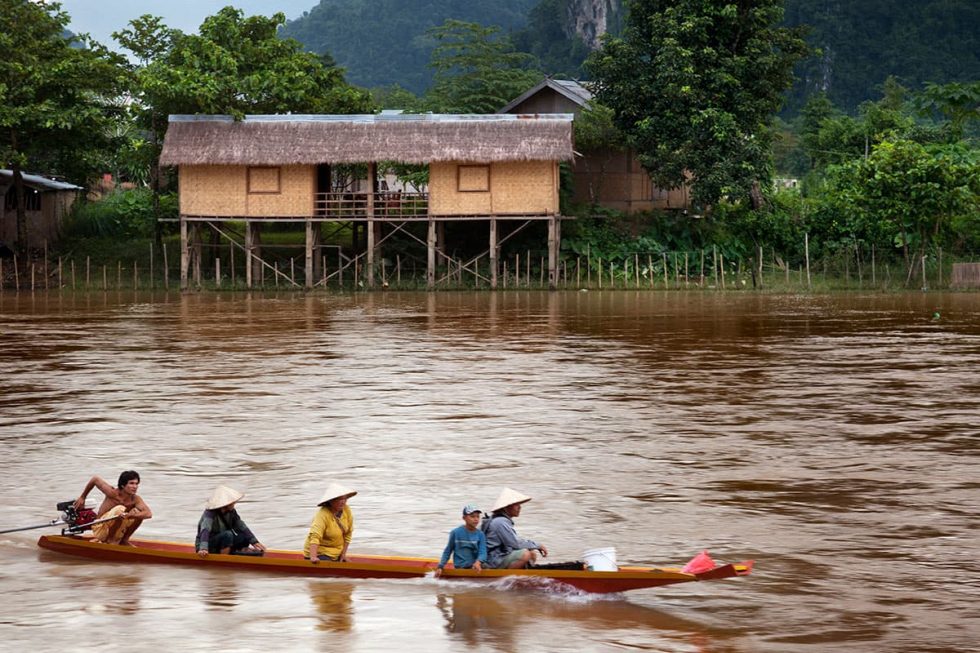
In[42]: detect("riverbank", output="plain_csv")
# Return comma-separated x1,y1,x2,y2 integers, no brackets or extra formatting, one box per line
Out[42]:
0,250,968,293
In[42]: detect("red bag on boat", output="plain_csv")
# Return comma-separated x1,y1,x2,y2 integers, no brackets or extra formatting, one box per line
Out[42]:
682,550,716,574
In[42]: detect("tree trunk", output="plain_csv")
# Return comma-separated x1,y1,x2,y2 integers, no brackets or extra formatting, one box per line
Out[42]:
11,132,28,254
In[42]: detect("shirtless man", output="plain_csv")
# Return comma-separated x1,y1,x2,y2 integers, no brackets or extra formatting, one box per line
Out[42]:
73,470,152,544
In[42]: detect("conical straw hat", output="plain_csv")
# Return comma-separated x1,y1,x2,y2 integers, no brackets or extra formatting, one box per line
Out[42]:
206,485,244,510
491,487,531,512
317,482,357,506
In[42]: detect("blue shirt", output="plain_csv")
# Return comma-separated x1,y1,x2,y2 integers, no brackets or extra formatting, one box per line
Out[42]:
438,525,487,570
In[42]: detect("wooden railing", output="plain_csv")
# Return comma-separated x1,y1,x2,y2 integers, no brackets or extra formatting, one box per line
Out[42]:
313,192,429,219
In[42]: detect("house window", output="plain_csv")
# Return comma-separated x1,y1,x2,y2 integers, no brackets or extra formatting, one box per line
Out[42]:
4,186,42,211
457,165,490,192
247,166,281,194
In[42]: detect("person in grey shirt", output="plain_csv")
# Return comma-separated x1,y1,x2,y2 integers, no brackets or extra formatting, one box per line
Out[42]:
482,487,549,569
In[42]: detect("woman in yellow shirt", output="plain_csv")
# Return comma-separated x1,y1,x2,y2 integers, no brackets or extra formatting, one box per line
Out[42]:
305,483,356,563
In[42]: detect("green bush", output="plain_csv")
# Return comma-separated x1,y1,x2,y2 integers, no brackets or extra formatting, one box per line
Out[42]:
65,189,177,239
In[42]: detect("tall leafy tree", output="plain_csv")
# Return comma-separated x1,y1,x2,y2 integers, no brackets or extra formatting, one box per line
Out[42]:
116,8,373,122
586,0,807,207
424,20,543,114
113,8,374,243
0,0,126,251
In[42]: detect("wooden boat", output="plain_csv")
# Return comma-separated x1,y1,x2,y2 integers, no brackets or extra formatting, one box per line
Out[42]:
37,534,753,594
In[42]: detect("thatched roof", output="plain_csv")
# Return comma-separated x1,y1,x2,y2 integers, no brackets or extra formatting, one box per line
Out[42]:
159,114,575,167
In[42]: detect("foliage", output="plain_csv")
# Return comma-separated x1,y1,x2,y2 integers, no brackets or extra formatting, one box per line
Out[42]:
423,20,543,113
371,85,423,112
65,189,178,239
280,0,538,94
586,0,807,207
829,139,979,266
913,81,980,140
0,0,128,248
783,0,980,115
115,8,374,125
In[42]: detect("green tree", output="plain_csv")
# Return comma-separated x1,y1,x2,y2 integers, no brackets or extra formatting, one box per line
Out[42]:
586,0,807,207
116,8,373,122
832,139,979,272
0,0,127,251
913,81,980,140
113,8,374,244
424,20,543,114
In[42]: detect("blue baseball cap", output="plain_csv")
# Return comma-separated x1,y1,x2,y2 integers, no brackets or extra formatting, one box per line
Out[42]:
462,504,482,516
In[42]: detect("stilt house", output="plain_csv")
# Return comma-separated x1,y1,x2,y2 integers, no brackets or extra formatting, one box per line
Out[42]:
159,113,574,289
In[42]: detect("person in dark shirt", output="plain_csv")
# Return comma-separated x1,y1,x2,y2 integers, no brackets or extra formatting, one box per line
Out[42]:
195,485,266,557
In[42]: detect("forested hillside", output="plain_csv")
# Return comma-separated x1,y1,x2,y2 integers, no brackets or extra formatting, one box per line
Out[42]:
783,0,980,113
280,0,537,93
283,0,978,114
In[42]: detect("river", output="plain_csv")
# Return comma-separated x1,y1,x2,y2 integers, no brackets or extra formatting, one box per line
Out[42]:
1,290,977,652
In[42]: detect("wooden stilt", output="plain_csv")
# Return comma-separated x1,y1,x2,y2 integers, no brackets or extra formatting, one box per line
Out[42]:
547,215,557,290
180,219,189,290
367,162,376,288
490,218,498,289
163,243,170,290
191,223,202,288
427,219,436,290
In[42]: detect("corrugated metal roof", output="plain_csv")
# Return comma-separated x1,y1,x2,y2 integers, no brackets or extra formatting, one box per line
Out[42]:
0,170,83,191
498,78,593,114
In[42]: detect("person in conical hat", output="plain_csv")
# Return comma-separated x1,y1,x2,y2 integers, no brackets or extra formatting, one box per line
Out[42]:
305,483,357,564
482,487,548,569
195,485,265,558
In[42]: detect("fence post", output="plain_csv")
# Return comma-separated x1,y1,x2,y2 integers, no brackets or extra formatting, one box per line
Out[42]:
805,233,811,290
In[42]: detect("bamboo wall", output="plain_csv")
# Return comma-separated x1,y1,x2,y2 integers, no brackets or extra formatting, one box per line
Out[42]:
429,161,557,216
951,263,980,288
571,148,689,213
179,165,315,217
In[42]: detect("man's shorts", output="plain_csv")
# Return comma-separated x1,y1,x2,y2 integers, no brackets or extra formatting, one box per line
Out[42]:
497,548,529,568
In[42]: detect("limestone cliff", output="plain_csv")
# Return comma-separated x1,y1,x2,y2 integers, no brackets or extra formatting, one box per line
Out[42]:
565,0,621,50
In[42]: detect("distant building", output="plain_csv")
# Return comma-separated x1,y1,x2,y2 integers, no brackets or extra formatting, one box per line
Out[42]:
0,170,83,251
500,78,690,214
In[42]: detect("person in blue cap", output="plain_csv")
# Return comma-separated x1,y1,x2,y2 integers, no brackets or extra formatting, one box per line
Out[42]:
434,504,487,577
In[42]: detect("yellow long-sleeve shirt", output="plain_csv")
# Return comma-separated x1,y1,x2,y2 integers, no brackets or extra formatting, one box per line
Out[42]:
304,505,354,559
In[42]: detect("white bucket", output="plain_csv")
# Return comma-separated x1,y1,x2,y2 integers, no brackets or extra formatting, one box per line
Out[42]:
582,547,618,572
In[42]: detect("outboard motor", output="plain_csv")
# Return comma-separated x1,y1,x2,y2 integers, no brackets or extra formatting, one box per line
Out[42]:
56,500,97,531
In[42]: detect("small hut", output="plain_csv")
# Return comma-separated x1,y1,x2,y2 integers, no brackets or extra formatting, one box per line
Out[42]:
0,170,83,251
159,113,574,289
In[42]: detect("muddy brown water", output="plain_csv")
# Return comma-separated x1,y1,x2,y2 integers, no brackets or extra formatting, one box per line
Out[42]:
0,290,977,652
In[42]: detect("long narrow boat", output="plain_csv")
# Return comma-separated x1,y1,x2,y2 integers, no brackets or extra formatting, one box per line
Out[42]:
37,534,752,594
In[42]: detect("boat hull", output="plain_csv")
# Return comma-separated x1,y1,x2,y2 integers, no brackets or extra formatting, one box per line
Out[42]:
37,535,752,594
